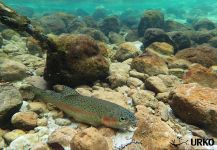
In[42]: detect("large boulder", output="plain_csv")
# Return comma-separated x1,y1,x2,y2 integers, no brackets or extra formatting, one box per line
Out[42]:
138,10,164,37
100,16,121,36
183,64,217,89
131,53,168,76
175,45,217,67
142,28,174,49
168,31,191,52
44,34,109,87
169,83,217,135
39,13,76,34
0,85,23,124
193,19,215,31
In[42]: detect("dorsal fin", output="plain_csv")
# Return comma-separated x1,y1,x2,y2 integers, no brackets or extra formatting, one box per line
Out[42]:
53,85,80,97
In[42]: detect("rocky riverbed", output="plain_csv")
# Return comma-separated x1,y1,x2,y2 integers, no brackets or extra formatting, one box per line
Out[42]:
0,8,217,150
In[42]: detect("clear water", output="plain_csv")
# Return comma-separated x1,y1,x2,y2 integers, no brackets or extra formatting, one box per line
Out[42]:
2,0,217,22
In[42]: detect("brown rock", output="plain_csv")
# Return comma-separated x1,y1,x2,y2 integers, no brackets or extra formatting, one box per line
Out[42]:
183,64,217,88
169,83,217,135
133,105,176,150
48,127,77,147
44,34,109,87
11,112,38,130
92,89,128,108
146,42,174,57
131,53,168,76
145,76,168,93
70,127,109,150
115,42,141,62
175,45,217,67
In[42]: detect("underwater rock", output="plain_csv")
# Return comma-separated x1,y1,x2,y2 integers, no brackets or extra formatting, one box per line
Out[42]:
138,10,164,37
100,16,121,36
129,70,149,81
78,27,108,43
11,111,38,130
92,7,108,20
120,9,140,28
26,37,43,56
92,89,129,109
164,20,191,32
0,35,2,48
145,76,168,93
191,31,213,44
175,45,217,67
67,17,87,33
9,133,39,149
55,118,71,126
125,30,140,42
169,83,217,135
115,42,141,62
126,77,144,89
39,13,75,34
70,127,109,150
0,59,27,81
44,34,109,87
169,31,191,52
3,129,26,144
27,102,48,114
0,85,23,124
183,64,217,89
193,19,216,31
168,58,191,69
133,105,176,150
208,36,217,48
48,127,77,147
31,143,50,150
169,68,186,78
108,32,125,44
131,53,168,76
130,90,158,109
1,29,19,40
83,16,98,28
108,62,130,88
13,54,45,69
145,42,174,57
74,8,89,17
142,28,174,49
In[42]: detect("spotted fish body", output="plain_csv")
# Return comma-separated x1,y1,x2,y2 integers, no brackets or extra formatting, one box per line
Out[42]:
29,86,137,131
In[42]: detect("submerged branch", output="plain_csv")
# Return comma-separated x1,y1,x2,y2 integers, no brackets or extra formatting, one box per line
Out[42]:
0,2,57,53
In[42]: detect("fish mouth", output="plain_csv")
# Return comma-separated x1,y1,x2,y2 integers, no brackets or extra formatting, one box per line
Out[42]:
127,125,137,132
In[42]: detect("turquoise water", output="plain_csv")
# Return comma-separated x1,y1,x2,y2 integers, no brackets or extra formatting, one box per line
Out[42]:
2,0,217,23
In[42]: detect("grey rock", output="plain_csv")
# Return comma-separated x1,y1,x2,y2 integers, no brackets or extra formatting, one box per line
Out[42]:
0,85,23,123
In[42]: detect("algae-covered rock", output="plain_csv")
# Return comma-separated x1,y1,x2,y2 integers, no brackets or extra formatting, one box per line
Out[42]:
44,34,109,87
100,16,121,36
142,28,174,49
138,10,164,37
175,45,217,67
193,18,215,31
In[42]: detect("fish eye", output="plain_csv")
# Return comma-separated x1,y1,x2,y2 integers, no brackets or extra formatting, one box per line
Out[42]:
119,117,126,122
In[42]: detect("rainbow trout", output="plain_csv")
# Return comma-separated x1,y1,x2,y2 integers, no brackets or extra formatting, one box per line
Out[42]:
27,85,137,131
